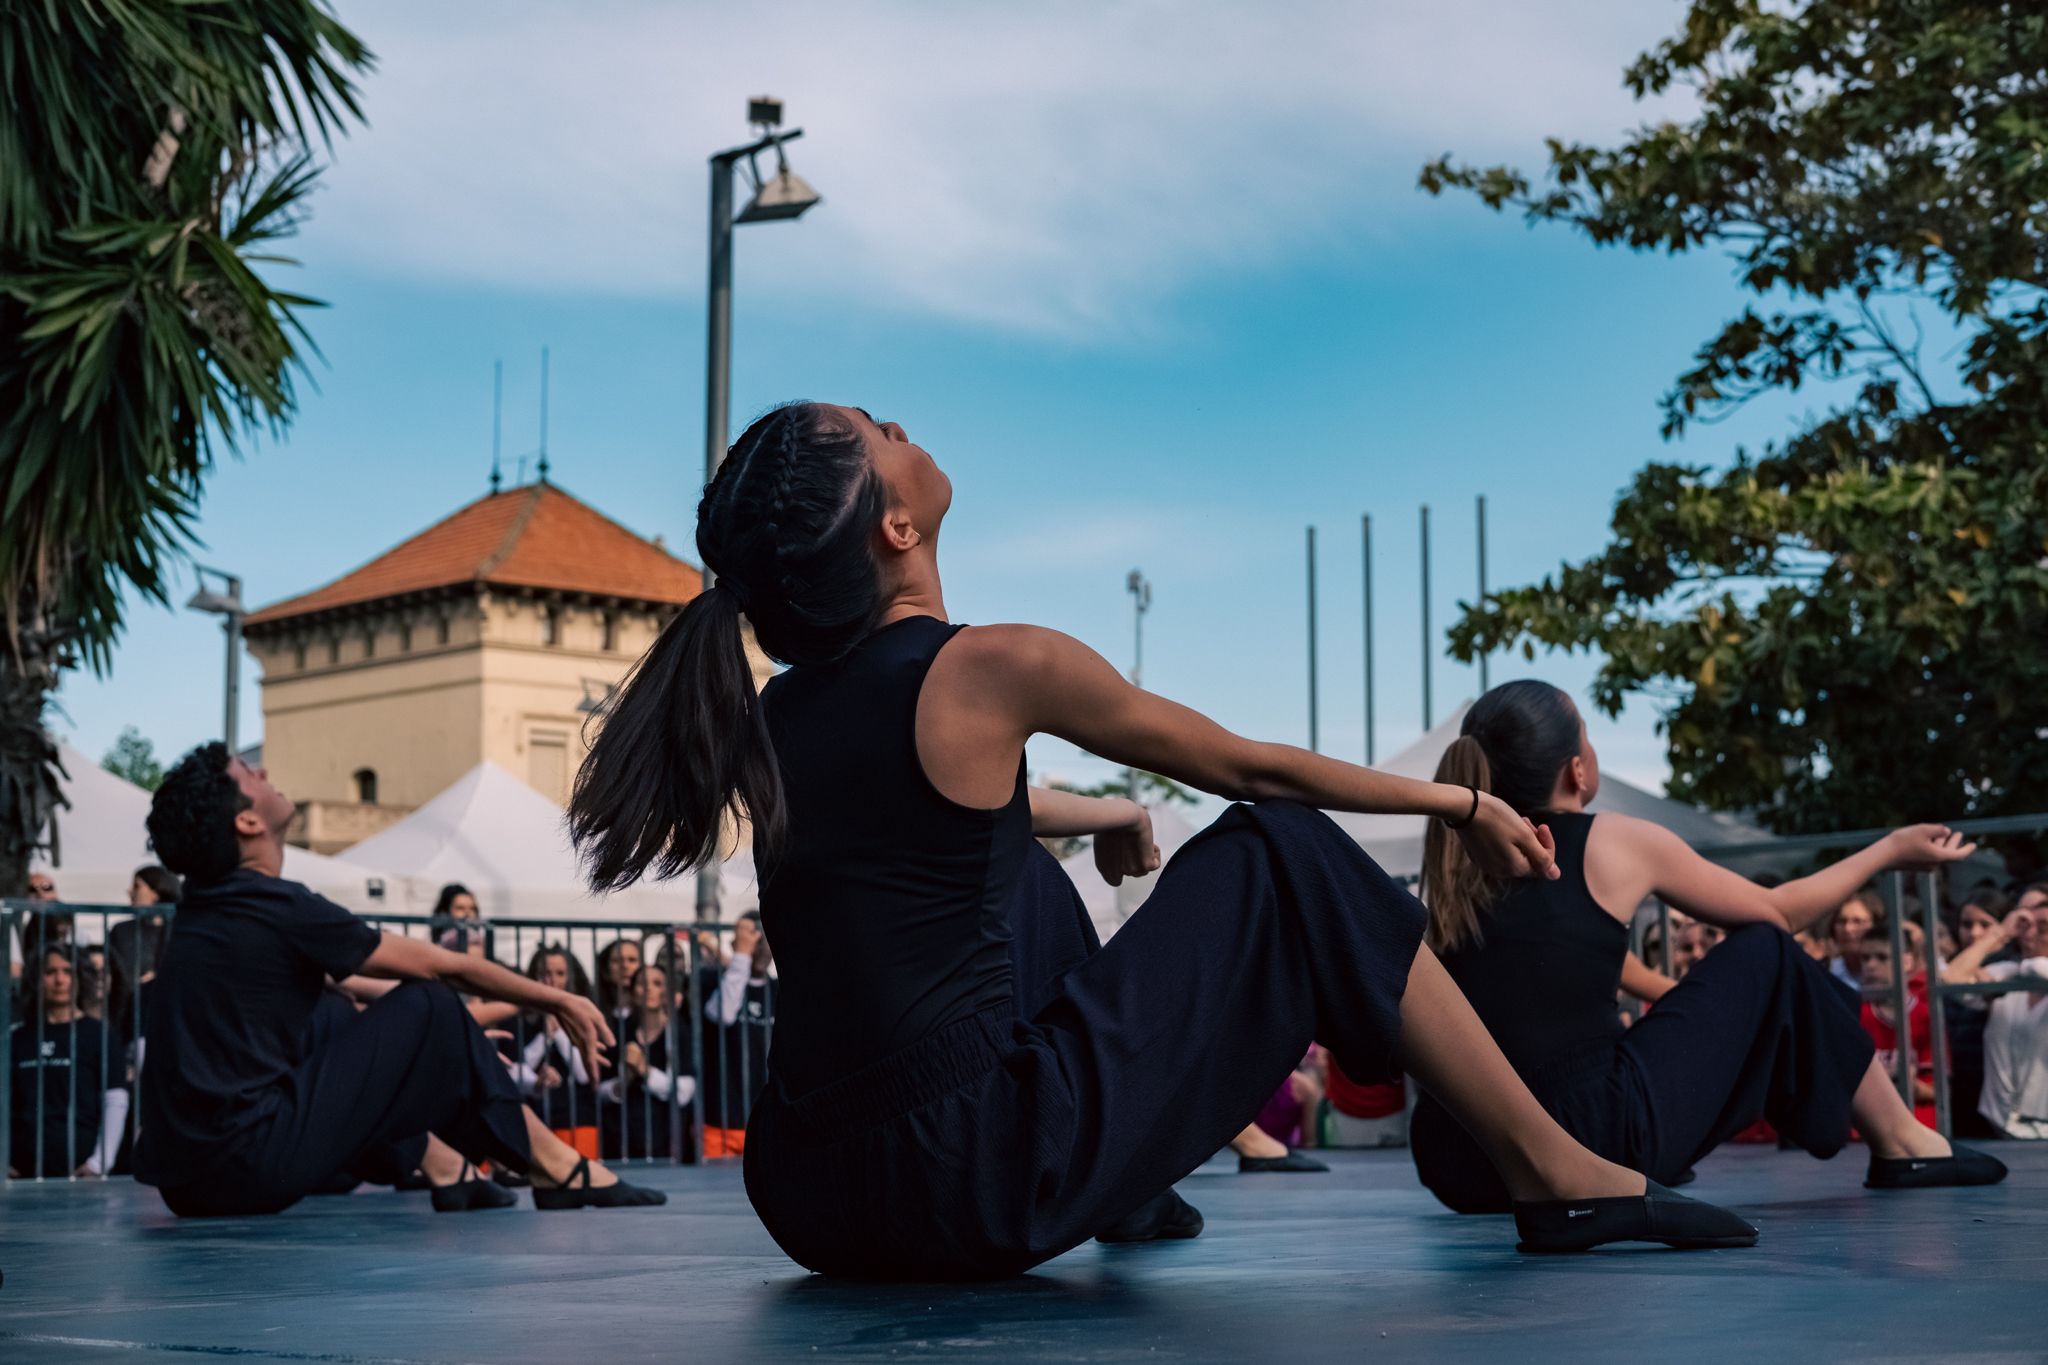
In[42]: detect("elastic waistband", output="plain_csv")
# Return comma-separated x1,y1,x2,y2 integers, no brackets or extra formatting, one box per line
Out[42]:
767,1004,1016,1135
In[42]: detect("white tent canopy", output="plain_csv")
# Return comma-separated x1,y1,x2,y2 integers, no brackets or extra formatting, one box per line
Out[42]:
1323,702,1775,880
31,744,399,920
336,761,748,926
1059,801,1201,942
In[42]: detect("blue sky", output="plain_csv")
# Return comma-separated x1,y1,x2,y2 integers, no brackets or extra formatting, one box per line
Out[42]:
55,0,1805,799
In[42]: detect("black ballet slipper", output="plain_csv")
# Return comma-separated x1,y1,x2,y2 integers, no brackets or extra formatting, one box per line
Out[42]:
1513,1181,1757,1253
492,1166,530,1189
1095,1190,1205,1244
531,1155,667,1210
1865,1144,2008,1190
1238,1149,1330,1174
1669,1167,1698,1188
431,1162,518,1213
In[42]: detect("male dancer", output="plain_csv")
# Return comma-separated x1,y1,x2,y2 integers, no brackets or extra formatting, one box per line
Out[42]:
135,743,663,1216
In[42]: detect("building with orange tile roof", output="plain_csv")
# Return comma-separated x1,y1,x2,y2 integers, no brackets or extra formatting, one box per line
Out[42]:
243,481,721,854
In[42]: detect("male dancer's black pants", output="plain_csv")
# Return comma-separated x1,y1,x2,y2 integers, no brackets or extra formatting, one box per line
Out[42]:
161,982,532,1217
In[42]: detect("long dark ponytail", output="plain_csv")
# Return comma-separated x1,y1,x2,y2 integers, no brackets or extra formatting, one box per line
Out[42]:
1420,680,1581,952
570,402,885,891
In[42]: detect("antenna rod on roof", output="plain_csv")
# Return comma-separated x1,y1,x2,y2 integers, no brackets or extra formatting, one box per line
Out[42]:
537,345,551,484
490,360,503,493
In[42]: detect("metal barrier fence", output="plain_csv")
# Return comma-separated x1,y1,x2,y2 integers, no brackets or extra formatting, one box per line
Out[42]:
2,903,767,1183
1642,811,2048,1137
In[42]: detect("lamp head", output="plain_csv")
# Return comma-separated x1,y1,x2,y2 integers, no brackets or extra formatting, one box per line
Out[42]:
738,167,821,223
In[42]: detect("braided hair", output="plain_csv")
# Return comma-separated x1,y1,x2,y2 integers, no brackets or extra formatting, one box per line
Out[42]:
570,402,886,891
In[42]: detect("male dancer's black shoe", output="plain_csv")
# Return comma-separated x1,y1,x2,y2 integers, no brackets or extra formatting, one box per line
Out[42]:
431,1162,518,1212
1512,1181,1757,1253
1865,1144,2007,1189
1095,1190,1205,1244
1238,1149,1329,1173
531,1155,668,1210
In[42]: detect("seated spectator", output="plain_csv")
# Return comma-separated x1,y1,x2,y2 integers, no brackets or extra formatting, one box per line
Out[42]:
1323,1051,1407,1150
1829,888,1884,988
8,946,110,1178
1944,901,2048,1138
1231,1048,1330,1172
131,865,182,909
1858,932,1937,1127
11,873,71,985
697,912,774,1157
430,883,480,924
512,945,601,1156
595,937,643,1022
597,963,695,1159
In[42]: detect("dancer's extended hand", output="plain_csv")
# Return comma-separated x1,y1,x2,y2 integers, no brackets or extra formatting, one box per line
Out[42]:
1094,805,1162,887
1885,824,1977,870
1454,792,1559,880
550,992,613,1079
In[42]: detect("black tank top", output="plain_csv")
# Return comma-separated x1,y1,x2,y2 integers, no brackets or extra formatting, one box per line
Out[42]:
757,615,1031,1095
1434,811,1626,1075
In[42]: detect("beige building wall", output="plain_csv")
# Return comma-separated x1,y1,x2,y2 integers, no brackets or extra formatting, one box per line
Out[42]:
253,591,774,851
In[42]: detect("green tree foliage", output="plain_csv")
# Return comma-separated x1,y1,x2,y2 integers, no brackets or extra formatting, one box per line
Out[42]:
0,2,370,888
101,726,166,790
1421,0,2048,833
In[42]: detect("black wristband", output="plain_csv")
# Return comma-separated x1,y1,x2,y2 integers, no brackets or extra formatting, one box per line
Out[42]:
1442,785,1480,830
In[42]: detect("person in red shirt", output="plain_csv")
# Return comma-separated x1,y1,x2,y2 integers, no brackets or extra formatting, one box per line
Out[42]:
1858,932,1938,1128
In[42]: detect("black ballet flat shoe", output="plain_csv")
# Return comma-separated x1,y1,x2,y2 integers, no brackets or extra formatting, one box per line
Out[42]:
492,1167,530,1189
531,1156,667,1210
431,1163,518,1213
1865,1145,2008,1190
1238,1149,1330,1174
1095,1190,1205,1244
1513,1181,1757,1253
1669,1167,1698,1188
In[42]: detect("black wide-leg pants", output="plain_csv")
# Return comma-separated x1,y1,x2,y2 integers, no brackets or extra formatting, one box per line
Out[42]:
1411,922,1877,1214
160,981,533,1217
745,800,1426,1280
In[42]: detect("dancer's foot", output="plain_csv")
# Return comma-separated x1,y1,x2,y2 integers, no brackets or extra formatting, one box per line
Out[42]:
1230,1125,1290,1161
1238,1149,1329,1173
531,1155,666,1209
1513,1181,1757,1253
1866,1143,2007,1189
431,1161,518,1212
1865,1121,1952,1162
1095,1190,1204,1244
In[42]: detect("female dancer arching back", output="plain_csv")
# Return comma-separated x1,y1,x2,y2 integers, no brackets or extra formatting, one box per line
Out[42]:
569,402,1754,1279
1409,681,2006,1214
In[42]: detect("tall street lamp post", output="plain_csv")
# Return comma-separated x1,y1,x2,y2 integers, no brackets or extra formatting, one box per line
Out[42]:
700,97,822,925
186,566,245,756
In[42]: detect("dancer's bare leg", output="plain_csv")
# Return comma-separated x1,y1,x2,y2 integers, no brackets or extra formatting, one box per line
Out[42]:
419,1134,466,1185
1397,945,1644,1203
520,1108,621,1188
1853,1055,1952,1160
1230,1123,1289,1159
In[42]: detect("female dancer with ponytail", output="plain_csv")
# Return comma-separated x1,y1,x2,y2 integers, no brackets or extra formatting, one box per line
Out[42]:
1410,680,2007,1214
570,402,1755,1277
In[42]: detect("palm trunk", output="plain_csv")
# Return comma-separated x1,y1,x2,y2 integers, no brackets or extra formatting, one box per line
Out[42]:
0,597,68,899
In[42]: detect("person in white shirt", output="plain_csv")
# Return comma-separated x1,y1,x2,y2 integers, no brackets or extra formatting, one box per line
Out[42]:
1943,889,2048,1138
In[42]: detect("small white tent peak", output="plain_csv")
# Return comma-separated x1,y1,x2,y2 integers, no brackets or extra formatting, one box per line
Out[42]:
336,761,737,924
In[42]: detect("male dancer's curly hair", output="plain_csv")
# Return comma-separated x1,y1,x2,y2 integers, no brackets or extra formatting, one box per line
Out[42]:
147,742,252,885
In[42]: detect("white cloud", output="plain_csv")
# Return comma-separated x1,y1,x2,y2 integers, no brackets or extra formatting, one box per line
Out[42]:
310,0,1689,335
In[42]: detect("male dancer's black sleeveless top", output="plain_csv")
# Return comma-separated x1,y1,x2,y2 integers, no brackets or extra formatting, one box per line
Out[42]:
756,615,1032,1097
1434,811,1627,1075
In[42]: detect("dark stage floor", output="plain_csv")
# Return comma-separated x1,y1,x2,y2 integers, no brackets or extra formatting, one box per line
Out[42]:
1,1143,2041,1362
